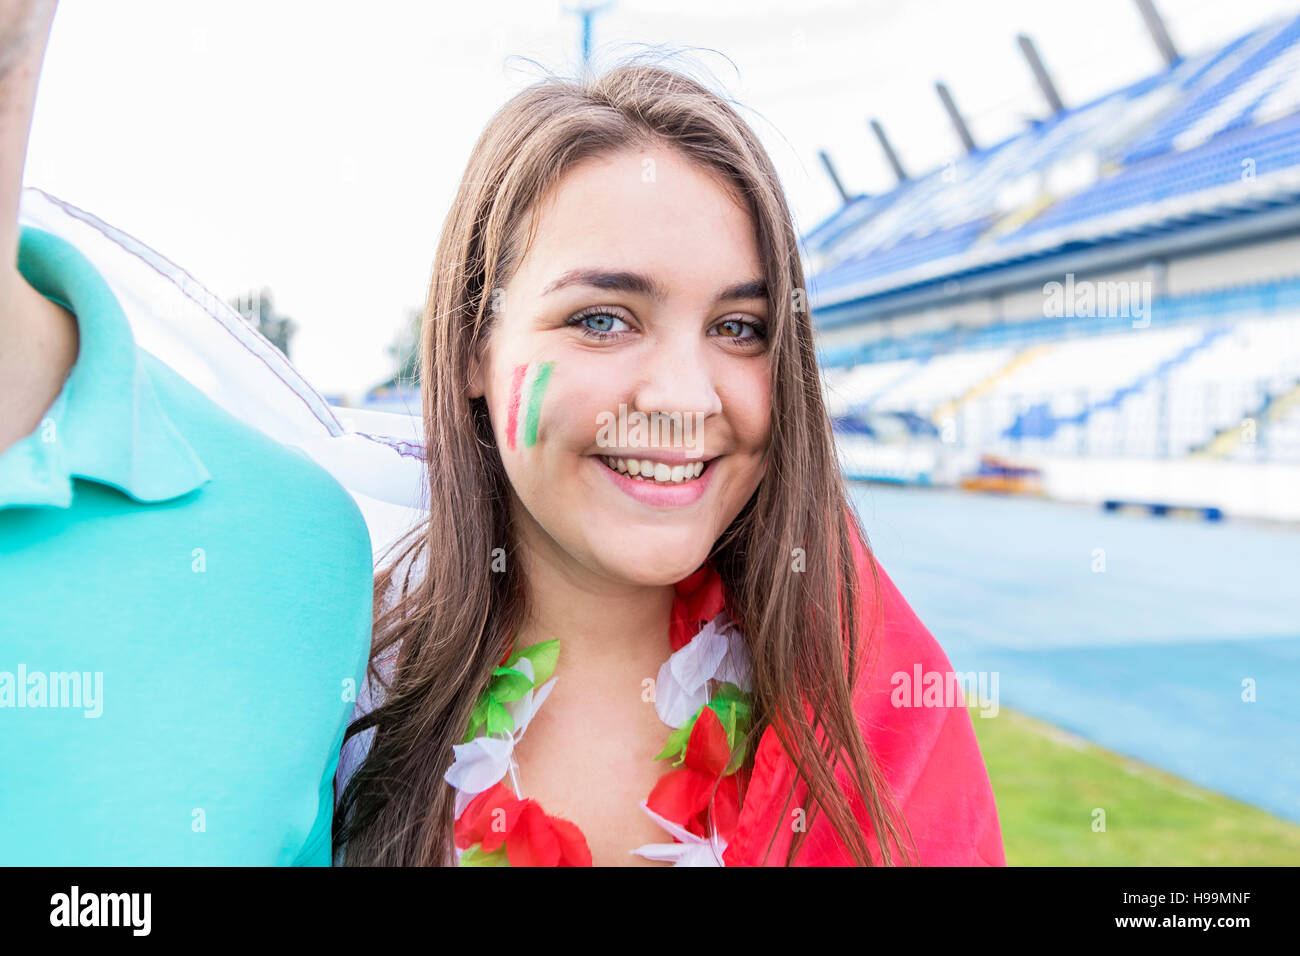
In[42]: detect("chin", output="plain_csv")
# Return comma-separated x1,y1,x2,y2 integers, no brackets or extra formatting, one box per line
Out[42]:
589,540,711,588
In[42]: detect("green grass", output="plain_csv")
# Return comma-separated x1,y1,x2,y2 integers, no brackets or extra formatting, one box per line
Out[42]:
969,707,1300,865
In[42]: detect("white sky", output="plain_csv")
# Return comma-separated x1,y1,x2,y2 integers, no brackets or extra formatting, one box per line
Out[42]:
24,0,1300,400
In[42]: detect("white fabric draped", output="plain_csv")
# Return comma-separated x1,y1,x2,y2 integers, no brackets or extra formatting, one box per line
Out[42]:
18,187,427,564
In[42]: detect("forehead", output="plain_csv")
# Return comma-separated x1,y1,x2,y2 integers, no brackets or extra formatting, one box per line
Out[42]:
511,146,762,294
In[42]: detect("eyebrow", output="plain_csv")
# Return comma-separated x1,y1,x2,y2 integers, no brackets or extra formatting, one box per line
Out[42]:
542,269,767,304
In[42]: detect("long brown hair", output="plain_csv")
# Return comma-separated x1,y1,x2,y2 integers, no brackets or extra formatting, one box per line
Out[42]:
334,58,917,866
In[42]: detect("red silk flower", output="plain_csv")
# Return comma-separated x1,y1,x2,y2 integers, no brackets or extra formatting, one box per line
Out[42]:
645,705,744,841
455,781,592,866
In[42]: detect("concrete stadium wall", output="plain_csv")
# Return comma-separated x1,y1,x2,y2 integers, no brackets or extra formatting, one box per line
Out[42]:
817,229,1300,350
1166,231,1300,296
1040,455,1300,522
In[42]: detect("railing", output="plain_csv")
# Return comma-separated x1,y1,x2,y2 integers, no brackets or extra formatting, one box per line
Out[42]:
924,377,1300,462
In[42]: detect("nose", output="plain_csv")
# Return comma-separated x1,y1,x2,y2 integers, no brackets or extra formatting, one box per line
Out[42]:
631,333,723,427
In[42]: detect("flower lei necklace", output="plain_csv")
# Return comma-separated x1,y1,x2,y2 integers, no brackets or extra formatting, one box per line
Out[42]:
444,608,755,866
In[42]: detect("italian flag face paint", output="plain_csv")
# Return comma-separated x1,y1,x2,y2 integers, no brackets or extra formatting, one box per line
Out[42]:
505,360,554,451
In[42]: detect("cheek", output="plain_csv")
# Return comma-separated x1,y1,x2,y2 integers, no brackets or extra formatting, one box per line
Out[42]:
494,358,608,460
501,360,555,452
721,365,772,450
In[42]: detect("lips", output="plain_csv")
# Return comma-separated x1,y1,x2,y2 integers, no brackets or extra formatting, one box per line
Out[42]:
593,453,716,507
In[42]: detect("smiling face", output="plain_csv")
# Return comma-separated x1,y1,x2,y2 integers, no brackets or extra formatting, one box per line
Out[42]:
469,144,773,588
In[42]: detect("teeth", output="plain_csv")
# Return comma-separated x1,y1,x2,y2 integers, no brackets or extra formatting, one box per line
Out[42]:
601,456,707,484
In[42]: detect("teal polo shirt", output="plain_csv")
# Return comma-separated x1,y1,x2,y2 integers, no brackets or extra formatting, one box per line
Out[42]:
0,227,373,865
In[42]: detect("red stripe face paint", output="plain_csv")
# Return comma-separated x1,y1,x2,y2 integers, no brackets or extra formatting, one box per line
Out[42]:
505,361,555,450
505,363,528,451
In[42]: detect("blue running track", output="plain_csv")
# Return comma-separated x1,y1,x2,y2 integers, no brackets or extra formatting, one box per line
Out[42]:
850,483,1300,824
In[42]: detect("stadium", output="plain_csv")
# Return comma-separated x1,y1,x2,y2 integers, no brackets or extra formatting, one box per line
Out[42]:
804,6,1300,862
813,13,1300,518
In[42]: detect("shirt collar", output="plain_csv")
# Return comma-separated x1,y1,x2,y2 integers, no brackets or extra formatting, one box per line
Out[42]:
0,226,210,509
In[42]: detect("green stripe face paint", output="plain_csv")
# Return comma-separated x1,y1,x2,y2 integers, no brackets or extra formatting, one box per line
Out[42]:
506,360,554,450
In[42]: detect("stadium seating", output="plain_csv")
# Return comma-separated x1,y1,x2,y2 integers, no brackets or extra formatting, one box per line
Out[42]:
821,304,1300,463
810,12,1300,471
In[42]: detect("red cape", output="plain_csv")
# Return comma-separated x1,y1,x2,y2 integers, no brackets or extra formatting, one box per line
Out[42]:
670,527,1006,867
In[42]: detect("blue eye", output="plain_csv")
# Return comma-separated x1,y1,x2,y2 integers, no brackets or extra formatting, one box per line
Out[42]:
566,309,630,340
582,312,624,333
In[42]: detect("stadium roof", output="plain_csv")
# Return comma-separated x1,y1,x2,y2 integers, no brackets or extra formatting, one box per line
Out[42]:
806,12,1300,326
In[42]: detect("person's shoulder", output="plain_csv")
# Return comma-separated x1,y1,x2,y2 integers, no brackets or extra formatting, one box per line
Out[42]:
376,535,428,618
357,539,426,707
140,348,371,554
843,519,960,777
334,544,422,809
845,519,954,683
843,516,1006,866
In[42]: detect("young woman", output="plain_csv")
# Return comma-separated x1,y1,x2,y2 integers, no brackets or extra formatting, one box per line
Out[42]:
333,61,1005,867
